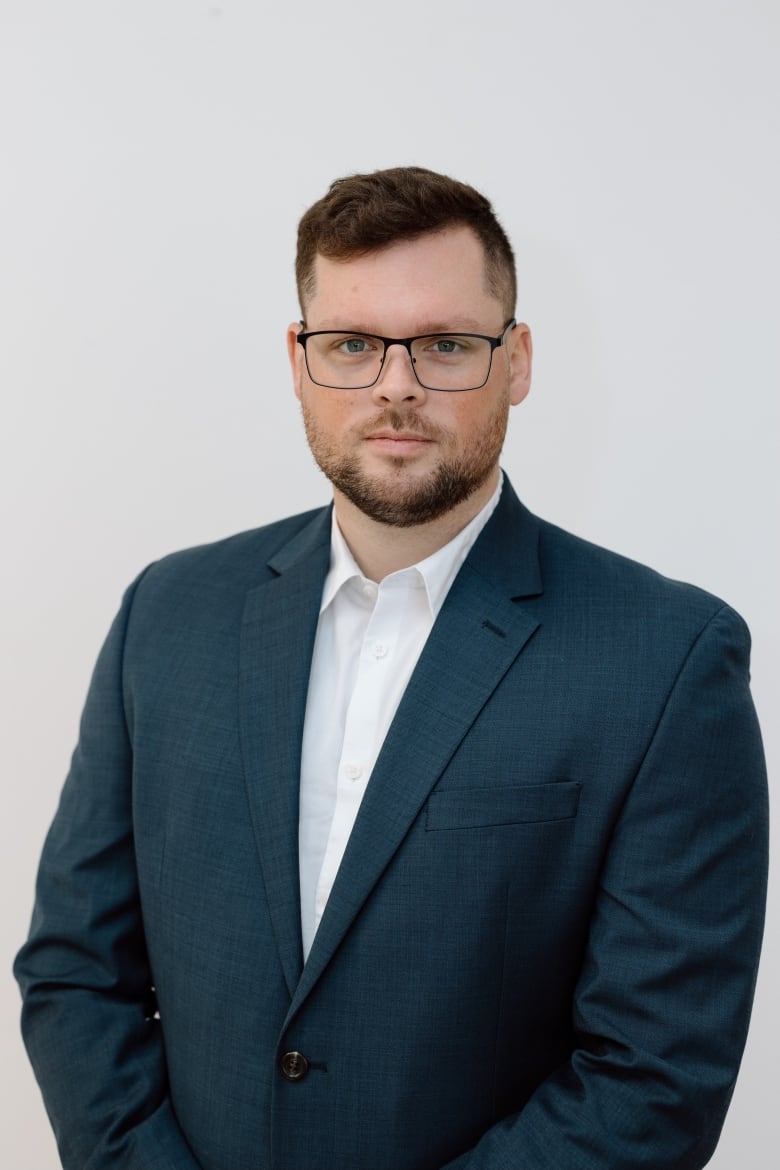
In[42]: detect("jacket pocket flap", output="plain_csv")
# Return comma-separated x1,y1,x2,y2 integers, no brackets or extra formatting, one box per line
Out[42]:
426,781,581,830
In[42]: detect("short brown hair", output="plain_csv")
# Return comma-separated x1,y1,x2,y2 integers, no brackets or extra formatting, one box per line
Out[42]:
295,166,516,317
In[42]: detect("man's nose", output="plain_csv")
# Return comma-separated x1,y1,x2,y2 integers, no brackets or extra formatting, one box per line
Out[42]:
370,343,427,406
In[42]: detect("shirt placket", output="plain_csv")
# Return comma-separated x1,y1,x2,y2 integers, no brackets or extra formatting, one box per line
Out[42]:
313,580,406,930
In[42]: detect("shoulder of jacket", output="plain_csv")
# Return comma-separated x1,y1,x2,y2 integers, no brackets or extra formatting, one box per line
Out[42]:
129,504,330,599
534,514,740,628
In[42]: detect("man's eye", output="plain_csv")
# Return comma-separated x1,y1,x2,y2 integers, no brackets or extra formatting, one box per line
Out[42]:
337,337,375,354
427,337,466,355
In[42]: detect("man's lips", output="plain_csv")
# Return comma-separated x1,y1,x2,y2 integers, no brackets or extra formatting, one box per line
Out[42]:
363,430,435,456
364,430,433,442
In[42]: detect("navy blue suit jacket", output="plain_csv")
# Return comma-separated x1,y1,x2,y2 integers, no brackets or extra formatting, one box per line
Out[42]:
16,480,768,1169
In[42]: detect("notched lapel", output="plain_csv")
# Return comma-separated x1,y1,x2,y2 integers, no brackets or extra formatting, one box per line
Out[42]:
238,510,331,997
291,484,543,1013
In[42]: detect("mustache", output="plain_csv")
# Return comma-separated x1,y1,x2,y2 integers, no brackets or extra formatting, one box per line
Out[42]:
357,410,447,441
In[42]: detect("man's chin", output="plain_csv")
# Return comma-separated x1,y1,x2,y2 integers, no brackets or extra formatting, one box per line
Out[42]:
327,461,490,528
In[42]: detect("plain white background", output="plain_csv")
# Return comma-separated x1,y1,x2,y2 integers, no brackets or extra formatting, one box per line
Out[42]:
1,2,777,1166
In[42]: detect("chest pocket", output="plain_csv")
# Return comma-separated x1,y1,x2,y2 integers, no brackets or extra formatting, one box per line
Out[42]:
425,781,581,830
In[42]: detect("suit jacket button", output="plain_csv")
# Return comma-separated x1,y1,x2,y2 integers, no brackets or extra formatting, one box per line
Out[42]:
280,1051,309,1082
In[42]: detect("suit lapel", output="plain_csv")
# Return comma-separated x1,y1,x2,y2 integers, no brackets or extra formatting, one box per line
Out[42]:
288,482,543,1017
238,508,331,997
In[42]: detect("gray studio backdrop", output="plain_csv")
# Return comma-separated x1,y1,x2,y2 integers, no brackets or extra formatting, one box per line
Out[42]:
1,3,777,1167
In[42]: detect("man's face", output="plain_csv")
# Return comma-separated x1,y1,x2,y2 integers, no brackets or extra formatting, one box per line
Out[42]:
287,226,531,528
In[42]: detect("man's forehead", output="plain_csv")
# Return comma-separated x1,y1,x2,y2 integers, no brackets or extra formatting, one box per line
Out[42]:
305,228,496,321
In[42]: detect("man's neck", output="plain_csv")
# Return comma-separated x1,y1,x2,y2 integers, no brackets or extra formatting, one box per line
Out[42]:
332,470,500,582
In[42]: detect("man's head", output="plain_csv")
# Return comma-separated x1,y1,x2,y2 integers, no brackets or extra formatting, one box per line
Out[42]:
295,166,517,320
288,167,531,532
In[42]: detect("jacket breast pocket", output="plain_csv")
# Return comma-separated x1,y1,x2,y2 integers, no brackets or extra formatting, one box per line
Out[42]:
425,781,581,831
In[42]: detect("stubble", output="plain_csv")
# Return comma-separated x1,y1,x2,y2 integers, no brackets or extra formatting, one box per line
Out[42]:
300,401,510,528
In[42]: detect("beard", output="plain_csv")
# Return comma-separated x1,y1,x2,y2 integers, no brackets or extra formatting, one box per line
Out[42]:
300,401,509,528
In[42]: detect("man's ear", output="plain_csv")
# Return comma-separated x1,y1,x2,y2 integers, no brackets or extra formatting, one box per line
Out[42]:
508,322,532,406
287,322,305,401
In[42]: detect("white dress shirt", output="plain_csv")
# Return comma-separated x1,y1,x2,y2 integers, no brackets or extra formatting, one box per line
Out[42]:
298,476,503,960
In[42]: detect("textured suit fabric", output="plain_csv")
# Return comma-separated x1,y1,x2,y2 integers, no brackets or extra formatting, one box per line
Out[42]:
15,480,768,1170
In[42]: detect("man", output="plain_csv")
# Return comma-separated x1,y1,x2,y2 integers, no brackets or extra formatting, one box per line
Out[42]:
15,166,768,1170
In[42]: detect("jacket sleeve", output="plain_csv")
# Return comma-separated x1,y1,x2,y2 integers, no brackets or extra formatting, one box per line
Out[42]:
14,575,203,1170
441,604,768,1170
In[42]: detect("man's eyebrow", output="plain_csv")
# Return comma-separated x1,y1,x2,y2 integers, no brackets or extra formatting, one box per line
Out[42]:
309,318,488,335
411,318,486,333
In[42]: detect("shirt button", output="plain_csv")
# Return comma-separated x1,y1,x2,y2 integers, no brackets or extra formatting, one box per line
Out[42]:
362,582,376,598
344,763,362,781
373,641,388,658
280,1051,309,1082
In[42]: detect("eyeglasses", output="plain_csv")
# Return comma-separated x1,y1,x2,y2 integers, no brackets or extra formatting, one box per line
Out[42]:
297,320,516,392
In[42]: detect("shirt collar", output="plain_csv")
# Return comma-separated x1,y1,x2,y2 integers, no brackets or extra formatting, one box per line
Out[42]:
320,472,504,618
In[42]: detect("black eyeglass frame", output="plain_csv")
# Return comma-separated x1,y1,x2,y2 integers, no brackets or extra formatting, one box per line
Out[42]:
296,319,517,392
